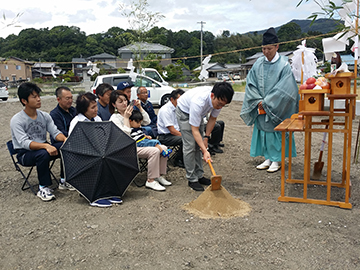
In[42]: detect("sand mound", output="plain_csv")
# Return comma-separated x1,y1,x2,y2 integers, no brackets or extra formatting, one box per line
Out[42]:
183,186,251,219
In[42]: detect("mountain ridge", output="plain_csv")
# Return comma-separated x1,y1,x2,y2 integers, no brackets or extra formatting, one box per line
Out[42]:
245,18,343,35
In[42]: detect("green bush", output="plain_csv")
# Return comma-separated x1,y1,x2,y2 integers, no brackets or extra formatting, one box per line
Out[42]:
32,78,44,84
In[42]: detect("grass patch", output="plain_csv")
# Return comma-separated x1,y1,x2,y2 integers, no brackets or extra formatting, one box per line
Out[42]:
232,83,246,92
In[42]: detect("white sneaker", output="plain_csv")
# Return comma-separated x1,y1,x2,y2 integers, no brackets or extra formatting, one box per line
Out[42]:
156,176,172,186
58,181,76,191
145,180,166,191
256,159,271,170
37,187,55,201
267,162,281,173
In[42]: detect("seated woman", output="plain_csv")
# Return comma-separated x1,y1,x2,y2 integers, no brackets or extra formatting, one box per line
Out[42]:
109,90,171,191
69,92,123,208
69,92,102,134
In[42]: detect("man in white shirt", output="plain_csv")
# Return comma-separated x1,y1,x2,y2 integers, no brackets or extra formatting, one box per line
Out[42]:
157,89,185,167
176,82,234,191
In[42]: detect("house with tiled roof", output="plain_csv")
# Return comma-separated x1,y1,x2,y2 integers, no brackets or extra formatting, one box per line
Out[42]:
72,57,88,77
194,62,246,80
32,62,62,78
117,42,175,68
242,51,294,68
0,56,33,84
72,53,119,77
87,53,117,69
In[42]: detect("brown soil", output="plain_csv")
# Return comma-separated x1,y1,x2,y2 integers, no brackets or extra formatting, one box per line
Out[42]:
1,96,360,269
183,186,251,219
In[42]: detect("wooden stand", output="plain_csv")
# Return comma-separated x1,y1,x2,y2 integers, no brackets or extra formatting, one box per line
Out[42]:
299,89,329,111
275,79,356,208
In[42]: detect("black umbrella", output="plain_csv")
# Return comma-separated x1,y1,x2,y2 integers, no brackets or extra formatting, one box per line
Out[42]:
60,121,139,203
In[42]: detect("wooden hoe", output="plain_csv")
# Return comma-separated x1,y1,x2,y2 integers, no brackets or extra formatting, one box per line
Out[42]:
207,160,222,190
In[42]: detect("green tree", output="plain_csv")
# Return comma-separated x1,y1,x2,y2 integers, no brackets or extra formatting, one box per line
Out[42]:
85,35,104,56
119,0,165,43
148,26,168,44
164,60,184,81
119,0,165,70
141,53,163,71
277,22,302,51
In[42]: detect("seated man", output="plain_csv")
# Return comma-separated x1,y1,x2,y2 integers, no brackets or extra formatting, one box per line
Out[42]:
50,86,76,138
136,86,158,138
116,81,133,100
204,119,225,154
10,82,66,201
50,86,76,190
96,83,113,120
157,89,185,168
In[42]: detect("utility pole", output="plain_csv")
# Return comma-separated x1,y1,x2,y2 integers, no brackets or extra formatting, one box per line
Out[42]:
39,58,41,78
197,21,206,72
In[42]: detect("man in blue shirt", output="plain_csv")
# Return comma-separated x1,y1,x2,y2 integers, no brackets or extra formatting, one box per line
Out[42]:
50,86,76,139
96,83,113,120
137,86,158,138
50,86,76,191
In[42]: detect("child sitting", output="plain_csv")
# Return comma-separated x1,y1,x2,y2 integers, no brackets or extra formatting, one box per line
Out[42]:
129,110,172,157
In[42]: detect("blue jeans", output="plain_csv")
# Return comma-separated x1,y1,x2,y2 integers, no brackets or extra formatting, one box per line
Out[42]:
137,138,161,147
17,142,63,186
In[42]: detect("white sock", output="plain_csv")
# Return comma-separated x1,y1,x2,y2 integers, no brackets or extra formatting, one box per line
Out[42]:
263,159,271,166
270,161,279,167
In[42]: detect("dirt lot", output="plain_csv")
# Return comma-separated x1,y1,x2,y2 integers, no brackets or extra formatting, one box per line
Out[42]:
0,96,359,270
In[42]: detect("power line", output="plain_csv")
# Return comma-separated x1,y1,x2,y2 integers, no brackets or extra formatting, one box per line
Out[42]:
1,31,338,66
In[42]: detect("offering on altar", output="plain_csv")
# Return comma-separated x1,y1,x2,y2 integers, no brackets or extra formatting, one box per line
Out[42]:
299,76,330,90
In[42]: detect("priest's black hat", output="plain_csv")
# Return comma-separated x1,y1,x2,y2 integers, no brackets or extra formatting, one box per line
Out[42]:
262,27,278,45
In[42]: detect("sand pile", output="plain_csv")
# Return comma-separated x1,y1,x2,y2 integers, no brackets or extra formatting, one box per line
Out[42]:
183,186,251,219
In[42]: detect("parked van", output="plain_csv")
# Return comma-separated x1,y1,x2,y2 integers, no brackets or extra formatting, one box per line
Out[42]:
142,68,169,86
90,73,175,106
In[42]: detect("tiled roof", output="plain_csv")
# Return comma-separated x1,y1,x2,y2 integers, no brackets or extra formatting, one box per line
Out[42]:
88,53,116,59
33,63,56,68
118,42,175,53
72,58,87,63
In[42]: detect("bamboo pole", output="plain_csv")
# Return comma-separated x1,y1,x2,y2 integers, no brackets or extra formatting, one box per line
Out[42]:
354,0,359,94
353,0,360,163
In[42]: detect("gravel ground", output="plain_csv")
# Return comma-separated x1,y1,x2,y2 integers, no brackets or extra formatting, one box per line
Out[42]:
0,96,359,270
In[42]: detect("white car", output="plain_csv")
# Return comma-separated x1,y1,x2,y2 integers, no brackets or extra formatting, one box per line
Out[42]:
91,73,175,106
142,68,169,86
0,82,9,101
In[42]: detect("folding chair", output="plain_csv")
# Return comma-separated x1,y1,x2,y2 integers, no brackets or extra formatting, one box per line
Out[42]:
138,158,148,173
133,145,181,187
167,145,181,166
6,140,59,195
137,145,180,173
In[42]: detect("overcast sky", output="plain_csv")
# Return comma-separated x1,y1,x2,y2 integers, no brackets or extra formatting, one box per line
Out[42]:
0,0,326,39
